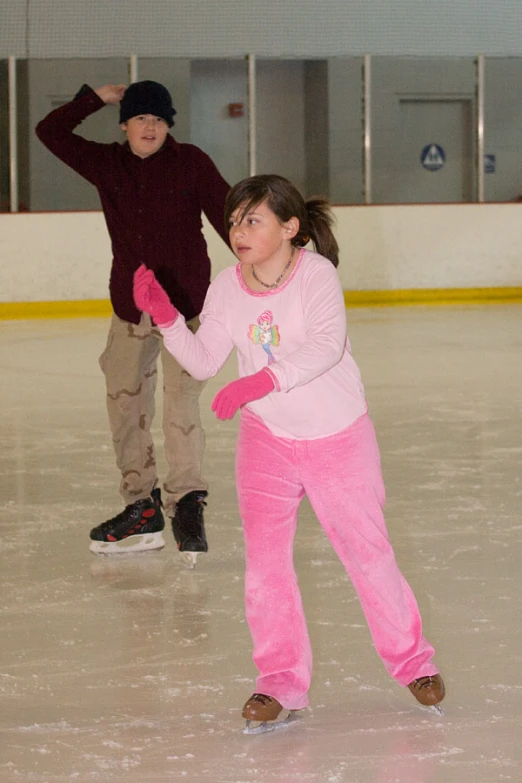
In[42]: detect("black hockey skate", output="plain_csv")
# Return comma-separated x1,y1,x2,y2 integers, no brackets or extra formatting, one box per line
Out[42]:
89,488,165,555
171,490,208,568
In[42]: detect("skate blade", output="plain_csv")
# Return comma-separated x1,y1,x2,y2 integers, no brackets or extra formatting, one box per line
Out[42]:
418,702,444,717
243,711,302,735
90,531,165,556
178,550,199,569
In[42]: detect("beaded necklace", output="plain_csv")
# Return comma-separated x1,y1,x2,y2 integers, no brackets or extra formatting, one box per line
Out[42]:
251,247,295,290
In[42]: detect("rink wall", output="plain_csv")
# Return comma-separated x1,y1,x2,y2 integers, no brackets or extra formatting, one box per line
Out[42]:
1,204,522,318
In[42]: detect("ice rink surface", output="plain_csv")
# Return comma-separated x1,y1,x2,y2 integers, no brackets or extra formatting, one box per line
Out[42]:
0,305,520,782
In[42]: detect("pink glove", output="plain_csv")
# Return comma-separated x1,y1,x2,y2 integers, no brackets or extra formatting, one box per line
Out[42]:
211,369,276,420
133,264,179,327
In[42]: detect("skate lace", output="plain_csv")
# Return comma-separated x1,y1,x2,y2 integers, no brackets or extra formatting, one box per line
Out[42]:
99,498,152,535
99,506,134,533
249,693,274,706
411,676,437,691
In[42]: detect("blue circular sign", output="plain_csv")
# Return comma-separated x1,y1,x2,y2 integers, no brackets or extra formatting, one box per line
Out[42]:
421,144,446,171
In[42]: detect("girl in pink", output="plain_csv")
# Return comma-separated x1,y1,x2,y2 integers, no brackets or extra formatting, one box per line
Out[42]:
133,174,445,728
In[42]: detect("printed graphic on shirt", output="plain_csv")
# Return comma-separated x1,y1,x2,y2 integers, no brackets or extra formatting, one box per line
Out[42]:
248,310,280,365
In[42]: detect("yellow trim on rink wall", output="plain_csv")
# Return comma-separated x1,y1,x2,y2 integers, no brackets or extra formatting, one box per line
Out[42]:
1,288,522,320
344,287,522,307
0,300,113,320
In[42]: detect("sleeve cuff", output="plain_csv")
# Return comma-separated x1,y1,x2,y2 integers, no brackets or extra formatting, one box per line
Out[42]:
264,367,280,392
74,84,94,100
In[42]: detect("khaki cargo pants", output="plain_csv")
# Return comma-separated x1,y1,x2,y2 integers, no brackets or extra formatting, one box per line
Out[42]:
99,313,207,517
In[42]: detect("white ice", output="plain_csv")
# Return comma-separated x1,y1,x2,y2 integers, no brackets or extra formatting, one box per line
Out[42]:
0,305,520,782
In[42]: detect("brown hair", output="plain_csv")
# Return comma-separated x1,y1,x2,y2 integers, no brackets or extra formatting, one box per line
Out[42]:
224,174,339,267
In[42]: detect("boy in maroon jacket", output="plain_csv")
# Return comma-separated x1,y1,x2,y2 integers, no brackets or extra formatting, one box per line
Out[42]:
36,80,230,564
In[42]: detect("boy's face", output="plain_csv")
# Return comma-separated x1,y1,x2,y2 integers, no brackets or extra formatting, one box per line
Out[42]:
120,114,169,159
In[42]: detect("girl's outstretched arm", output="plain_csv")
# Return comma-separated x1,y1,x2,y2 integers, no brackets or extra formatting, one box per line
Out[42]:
133,265,234,381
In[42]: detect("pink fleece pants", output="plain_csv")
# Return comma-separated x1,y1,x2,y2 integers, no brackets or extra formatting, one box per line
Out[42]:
236,410,439,710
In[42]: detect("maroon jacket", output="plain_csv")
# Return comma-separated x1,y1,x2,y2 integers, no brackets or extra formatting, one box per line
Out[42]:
36,87,230,323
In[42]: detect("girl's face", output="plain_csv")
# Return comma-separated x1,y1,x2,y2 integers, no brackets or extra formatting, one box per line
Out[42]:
228,200,297,267
121,115,169,159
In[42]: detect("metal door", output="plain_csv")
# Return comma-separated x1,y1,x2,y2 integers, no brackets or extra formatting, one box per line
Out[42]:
398,99,473,203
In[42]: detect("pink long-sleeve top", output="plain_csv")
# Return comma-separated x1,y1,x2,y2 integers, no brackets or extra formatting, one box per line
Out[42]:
161,249,368,439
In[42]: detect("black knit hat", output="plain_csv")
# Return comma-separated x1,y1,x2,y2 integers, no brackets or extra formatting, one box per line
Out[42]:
119,80,176,127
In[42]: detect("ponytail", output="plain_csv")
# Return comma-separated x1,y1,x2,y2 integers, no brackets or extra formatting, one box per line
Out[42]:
298,198,339,268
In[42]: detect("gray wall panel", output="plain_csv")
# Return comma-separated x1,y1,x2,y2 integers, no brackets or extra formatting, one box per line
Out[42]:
304,61,329,199
29,59,128,211
189,59,248,186
484,58,522,201
3,1,522,59
327,58,363,205
255,60,306,193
